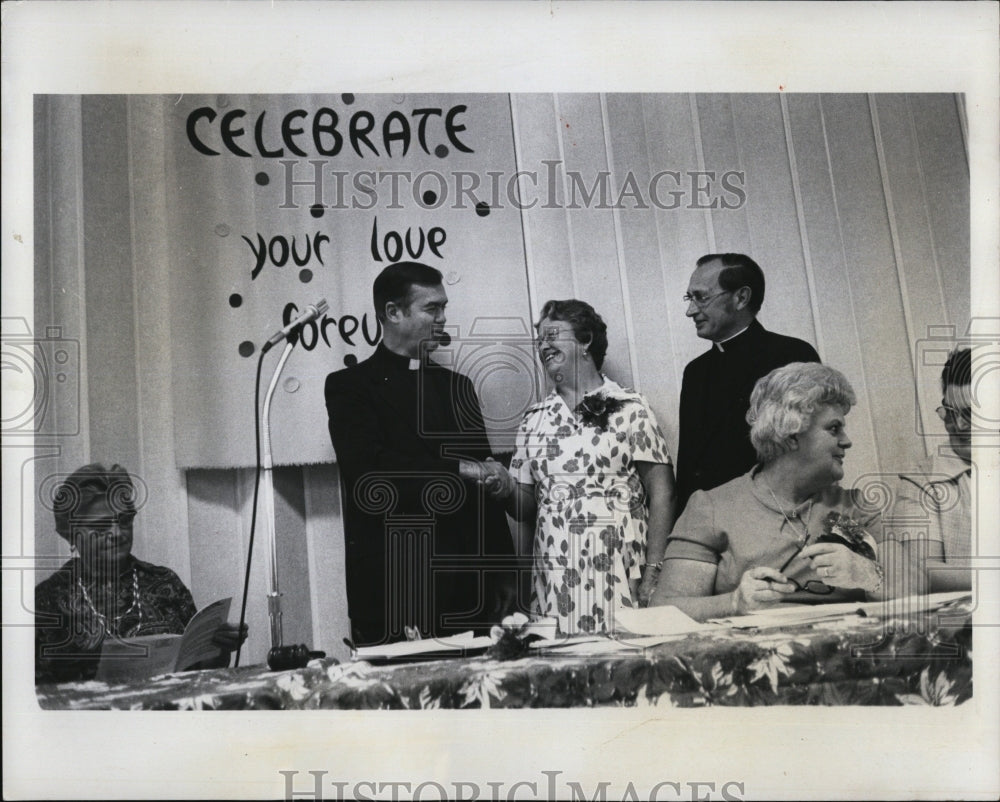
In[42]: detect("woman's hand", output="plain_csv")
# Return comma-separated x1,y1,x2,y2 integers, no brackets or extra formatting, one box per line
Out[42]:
731,566,796,615
186,622,249,671
637,566,661,608
800,542,881,591
211,622,249,651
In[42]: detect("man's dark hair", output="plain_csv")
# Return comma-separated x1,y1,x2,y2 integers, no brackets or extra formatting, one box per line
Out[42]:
696,252,766,313
537,299,609,370
372,262,444,323
52,463,137,539
941,347,972,392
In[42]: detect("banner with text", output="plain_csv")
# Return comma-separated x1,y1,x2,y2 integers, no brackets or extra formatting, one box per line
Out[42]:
166,94,535,467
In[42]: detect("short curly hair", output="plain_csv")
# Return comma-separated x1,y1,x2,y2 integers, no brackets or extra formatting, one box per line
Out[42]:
52,463,138,539
536,299,609,369
747,363,857,464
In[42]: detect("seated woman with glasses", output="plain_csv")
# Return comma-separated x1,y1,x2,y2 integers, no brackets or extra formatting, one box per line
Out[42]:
891,347,973,592
34,463,247,684
649,362,898,620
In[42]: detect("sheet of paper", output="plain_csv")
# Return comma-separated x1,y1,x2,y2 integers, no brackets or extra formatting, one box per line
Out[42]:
96,634,182,683
529,633,703,655
528,636,608,651
612,604,718,636
710,591,972,628
352,631,494,661
175,597,232,670
529,637,639,656
520,616,559,640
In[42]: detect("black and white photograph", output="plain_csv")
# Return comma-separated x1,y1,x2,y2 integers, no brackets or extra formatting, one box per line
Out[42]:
3,2,998,800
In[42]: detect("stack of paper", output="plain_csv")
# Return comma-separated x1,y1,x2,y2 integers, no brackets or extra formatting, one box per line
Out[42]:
612,604,719,636
523,606,719,655
352,631,493,662
709,591,971,628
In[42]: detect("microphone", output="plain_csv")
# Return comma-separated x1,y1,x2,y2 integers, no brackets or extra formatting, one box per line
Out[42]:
261,299,329,353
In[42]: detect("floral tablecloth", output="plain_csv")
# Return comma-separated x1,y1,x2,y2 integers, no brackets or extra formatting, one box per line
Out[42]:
36,604,972,710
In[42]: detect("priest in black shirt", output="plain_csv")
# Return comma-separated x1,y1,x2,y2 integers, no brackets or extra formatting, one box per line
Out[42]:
325,262,515,646
676,253,820,514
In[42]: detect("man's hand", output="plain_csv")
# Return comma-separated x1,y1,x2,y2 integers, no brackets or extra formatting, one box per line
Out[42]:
479,457,516,500
458,459,486,483
460,458,515,499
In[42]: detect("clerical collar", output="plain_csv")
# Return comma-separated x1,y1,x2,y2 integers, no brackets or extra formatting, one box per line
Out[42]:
714,322,753,353
378,342,423,370
929,446,973,480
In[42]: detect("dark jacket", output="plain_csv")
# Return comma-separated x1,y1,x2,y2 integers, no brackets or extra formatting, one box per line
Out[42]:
676,320,820,513
325,344,514,646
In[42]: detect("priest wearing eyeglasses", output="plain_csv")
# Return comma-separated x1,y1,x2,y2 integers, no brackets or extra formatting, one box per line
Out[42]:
675,253,820,514
892,347,974,592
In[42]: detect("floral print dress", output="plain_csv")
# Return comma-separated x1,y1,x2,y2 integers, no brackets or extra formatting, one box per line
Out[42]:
510,378,671,635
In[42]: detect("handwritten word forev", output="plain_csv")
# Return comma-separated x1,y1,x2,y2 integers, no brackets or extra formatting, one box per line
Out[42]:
282,302,382,351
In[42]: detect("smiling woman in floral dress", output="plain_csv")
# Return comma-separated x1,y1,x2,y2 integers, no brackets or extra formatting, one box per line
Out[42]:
649,362,901,620
486,299,676,636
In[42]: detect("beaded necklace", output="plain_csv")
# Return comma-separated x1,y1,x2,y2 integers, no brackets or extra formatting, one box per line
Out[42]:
76,567,144,637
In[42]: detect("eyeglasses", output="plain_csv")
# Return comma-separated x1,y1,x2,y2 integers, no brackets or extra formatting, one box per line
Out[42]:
782,576,835,595
936,405,973,425
683,289,732,307
772,542,834,595
534,326,574,349
72,512,136,536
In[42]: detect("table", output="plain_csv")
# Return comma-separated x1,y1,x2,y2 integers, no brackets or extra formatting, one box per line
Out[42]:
36,601,972,710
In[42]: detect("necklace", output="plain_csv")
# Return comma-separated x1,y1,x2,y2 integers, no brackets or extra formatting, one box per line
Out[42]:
761,476,814,545
77,567,144,637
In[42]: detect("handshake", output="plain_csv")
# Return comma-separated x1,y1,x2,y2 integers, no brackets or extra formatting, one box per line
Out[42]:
459,457,517,500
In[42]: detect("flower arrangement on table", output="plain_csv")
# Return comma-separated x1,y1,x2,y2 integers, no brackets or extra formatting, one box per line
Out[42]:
486,613,560,661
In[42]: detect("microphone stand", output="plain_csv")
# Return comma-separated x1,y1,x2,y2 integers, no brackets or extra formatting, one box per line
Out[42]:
260,335,325,670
